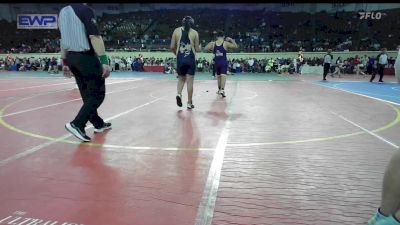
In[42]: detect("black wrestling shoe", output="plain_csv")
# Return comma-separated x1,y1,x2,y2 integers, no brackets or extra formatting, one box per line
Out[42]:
187,103,195,109
220,90,226,98
176,94,183,107
65,122,91,142
94,122,112,133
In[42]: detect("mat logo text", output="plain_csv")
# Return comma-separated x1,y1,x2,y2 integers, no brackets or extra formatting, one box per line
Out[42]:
0,211,84,225
17,14,58,29
359,12,382,20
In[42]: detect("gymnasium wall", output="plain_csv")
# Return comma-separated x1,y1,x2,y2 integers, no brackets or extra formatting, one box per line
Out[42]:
0,51,397,62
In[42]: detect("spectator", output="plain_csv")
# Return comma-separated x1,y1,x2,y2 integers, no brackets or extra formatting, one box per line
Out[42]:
332,57,343,78
48,57,58,74
197,60,203,72
248,58,255,73
353,55,366,76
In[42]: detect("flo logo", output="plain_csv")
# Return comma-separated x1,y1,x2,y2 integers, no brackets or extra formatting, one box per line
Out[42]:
358,12,385,20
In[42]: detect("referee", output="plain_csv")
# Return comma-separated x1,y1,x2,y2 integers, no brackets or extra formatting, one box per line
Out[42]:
323,49,333,81
370,48,388,83
59,3,111,142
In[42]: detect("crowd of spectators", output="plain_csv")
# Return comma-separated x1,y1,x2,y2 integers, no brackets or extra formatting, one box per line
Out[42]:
0,55,61,73
0,7,399,54
0,19,60,54
2,53,397,76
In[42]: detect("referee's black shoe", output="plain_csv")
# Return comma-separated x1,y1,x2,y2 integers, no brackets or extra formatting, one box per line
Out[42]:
65,122,91,142
94,122,112,133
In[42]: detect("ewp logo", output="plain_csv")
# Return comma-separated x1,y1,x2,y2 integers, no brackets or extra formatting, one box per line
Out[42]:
358,12,385,20
17,14,58,29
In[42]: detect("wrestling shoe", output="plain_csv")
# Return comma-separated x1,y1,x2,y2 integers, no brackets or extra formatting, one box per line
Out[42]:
369,215,400,225
94,122,112,133
220,90,226,98
65,122,91,142
176,94,182,107
187,103,195,109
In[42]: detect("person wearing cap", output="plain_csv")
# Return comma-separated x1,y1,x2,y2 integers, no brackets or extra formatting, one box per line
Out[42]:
371,48,388,82
59,3,111,142
170,16,200,109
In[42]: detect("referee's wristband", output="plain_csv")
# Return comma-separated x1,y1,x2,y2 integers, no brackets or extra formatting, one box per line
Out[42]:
99,55,109,65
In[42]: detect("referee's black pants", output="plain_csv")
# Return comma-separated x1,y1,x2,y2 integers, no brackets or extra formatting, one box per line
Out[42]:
296,63,301,73
67,51,105,131
323,63,331,79
370,64,385,82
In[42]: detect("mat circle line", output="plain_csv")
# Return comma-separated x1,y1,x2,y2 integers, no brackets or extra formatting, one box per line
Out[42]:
0,86,399,150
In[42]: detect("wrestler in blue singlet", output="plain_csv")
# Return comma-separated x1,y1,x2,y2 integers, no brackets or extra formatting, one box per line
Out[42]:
213,40,228,75
176,28,195,76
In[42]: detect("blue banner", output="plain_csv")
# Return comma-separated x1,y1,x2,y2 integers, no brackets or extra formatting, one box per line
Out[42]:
17,14,58,29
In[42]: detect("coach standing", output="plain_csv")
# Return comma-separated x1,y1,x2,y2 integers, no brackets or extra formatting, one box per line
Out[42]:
323,49,333,81
59,4,111,142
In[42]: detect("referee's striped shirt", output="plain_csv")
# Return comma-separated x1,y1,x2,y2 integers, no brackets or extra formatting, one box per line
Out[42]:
324,54,333,64
58,4,100,52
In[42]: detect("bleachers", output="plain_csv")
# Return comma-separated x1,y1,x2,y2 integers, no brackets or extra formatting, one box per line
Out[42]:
1,7,400,54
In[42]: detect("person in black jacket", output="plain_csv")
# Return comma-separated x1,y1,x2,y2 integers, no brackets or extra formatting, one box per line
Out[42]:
371,48,388,82
323,49,333,81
